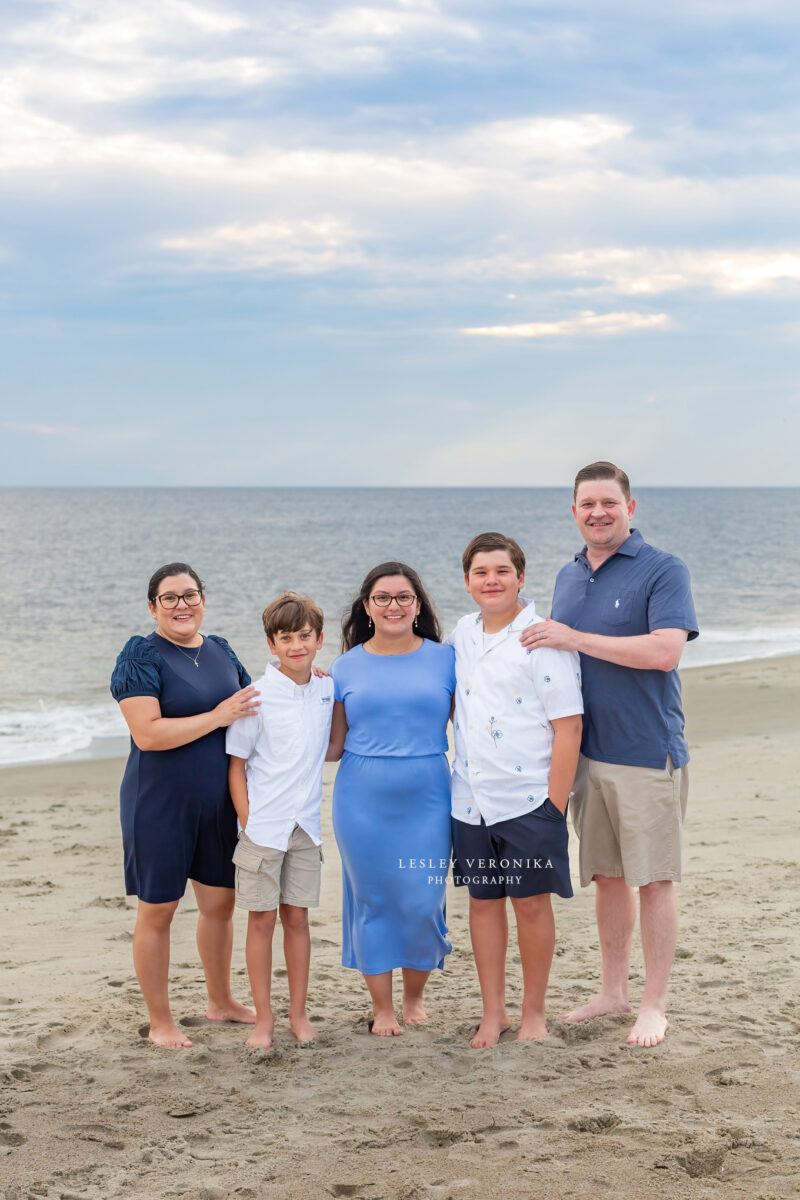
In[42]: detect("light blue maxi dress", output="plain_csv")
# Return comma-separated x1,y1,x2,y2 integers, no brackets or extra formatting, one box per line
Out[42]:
330,639,455,975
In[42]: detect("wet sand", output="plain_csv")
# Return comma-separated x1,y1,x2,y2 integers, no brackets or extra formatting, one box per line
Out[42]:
1,655,799,1199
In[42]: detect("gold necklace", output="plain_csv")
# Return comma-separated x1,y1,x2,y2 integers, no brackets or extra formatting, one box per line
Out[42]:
157,631,204,667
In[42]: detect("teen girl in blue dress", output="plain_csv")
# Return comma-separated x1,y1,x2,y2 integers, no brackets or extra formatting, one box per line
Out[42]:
328,562,455,1036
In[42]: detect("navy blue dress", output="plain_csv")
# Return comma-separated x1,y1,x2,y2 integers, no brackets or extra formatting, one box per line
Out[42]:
111,632,250,904
330,640,455,975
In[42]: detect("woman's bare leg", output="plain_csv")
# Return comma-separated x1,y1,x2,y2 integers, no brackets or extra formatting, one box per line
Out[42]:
363,971,403,1036
132,898,191,1048
401,968,432,1026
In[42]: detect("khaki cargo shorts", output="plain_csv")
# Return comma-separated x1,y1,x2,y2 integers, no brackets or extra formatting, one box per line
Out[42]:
232,825,323,911
570,753,689,888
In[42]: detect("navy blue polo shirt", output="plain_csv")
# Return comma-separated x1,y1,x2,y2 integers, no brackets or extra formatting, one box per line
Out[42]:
551,529,698,770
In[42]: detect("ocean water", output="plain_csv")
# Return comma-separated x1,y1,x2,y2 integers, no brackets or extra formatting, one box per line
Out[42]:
1,487,798,766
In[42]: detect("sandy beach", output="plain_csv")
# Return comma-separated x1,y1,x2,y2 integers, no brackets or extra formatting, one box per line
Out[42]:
1,654,799,1200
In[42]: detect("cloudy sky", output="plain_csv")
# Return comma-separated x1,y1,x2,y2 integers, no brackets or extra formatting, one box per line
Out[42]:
2,0,799,485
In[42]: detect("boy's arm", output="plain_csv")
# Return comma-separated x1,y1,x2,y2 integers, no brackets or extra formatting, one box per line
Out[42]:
547,715,582,814
325,701,348,762
228,755,250,829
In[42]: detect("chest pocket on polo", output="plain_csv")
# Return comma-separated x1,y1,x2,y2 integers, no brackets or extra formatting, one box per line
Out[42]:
602,590,635,625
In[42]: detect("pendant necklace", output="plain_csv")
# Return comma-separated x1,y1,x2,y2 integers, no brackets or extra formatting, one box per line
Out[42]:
171,639,204,667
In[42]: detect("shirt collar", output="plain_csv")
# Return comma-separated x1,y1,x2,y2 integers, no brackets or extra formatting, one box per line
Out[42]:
509,597,539,631
575,527,644,565
264,662,313,696
471,597,538,642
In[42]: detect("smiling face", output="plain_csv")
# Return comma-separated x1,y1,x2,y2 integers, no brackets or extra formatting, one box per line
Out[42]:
267,624,323,683
573,479,636,559
148,572,206,644
465,550,524,625
363,574,421,640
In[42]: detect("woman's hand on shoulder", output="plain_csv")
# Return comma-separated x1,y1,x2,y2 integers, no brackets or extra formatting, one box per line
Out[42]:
214,686,261,728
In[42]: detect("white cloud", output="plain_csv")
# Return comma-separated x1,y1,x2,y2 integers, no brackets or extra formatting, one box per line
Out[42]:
547,247,800,294
460,311,671,338
462,114,631,160
162,218,367,272
323,3,478,43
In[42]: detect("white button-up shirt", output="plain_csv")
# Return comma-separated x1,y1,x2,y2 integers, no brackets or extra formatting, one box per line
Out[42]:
447,600,583,826
225,664,334,850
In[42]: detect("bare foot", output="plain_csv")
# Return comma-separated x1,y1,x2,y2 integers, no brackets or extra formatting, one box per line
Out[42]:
627,1007,668,1047
516,1014,548,1042
470,1015,511,1049
290,1014,321,1043
402,998,431,1027
245,1020,275,1050
370,1008,404,1037
561,995,632,1023
148,1022,193,1049
206,999,257,1024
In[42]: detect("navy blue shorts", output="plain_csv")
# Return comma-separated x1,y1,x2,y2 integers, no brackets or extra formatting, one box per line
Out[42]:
451,802,573,900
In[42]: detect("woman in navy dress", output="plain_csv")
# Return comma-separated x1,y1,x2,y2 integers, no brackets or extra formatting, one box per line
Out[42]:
111,562,260,1048
328,562,455,1036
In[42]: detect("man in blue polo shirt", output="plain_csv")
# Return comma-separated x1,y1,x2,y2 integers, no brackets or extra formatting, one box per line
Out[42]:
521,461,698,1047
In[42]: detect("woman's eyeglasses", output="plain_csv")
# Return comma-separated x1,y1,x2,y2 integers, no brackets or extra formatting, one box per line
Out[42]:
369,592,417,607
156,590,204,609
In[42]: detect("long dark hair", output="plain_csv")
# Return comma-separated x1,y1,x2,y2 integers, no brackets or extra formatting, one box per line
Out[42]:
342,561,442,651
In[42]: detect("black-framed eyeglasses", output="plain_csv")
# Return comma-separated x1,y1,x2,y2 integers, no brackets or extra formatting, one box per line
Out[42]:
369,591,417,607
156,590,204,609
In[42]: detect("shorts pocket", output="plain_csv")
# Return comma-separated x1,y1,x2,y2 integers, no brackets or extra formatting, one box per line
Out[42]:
540,797,567,820
235,864,264,902
232,839,266,872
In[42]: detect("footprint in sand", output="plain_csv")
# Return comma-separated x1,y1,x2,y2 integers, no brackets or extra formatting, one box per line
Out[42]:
0,1122,27,1146
73,1123,125,1150
36,1019,93,1050
566,1112,621,1133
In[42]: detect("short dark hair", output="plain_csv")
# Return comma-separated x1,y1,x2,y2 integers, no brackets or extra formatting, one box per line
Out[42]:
341,561,441,651
262,591,324,641
462,532,525,577
573,461,631,501
147,562,204,604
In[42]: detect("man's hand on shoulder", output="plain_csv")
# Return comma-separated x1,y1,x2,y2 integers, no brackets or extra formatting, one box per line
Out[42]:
522,621,689,672
519,618,578,653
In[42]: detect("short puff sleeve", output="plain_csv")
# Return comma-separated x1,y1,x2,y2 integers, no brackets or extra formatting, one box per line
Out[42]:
110,636,163,702
206,635,251,687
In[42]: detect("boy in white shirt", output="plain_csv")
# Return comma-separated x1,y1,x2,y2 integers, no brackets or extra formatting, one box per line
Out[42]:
448,533,583,1049
227,592,334,1049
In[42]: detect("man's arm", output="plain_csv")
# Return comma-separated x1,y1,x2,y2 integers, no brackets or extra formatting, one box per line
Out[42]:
228,755,250,829
521,621,688,672
547,714,583,813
